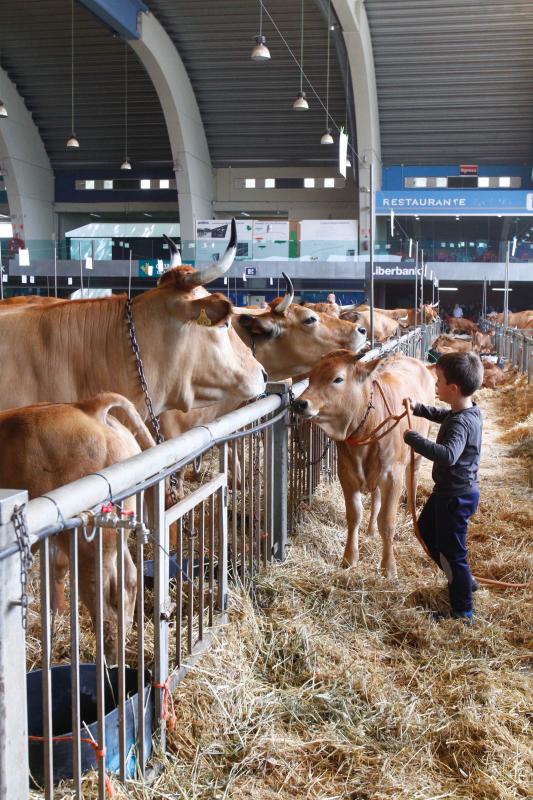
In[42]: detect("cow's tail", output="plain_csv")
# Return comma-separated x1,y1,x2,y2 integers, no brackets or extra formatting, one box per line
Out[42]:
79,392,156,450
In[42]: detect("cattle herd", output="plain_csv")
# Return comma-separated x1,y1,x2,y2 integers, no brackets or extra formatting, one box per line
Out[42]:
0,222,530,658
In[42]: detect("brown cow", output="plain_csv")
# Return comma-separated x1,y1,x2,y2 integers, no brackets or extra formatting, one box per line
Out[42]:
472,330,495,353
302,300,397,344
0,393,155,661
432,334,473,354
488,311,533,329
444,316,478,335
481,361,519,389
0,295,66,309
355,303,439,328
159,280,367,441
0,221,267,415
292,353,435,577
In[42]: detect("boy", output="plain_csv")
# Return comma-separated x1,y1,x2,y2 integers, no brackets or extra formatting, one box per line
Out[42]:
404,351,484,621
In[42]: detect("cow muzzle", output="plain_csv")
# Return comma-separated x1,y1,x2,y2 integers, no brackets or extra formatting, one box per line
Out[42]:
292,398,318,419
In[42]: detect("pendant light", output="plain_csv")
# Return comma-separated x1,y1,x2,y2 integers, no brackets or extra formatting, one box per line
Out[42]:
0,37,8,117
120,42,132,169
320,0,333,144
251,1,271,61
292,0,308,110
66,0,80,148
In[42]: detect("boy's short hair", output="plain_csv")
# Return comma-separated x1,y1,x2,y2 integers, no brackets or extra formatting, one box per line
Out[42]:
436,351,483,396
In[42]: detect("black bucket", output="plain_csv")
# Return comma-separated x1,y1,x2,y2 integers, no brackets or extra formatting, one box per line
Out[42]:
143,555,202,589
27,664,152,787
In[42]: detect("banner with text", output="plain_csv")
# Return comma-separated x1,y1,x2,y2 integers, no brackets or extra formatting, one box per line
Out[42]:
376,190,533,216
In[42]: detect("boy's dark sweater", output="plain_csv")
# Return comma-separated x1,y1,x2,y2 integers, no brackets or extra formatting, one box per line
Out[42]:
404,403,482,496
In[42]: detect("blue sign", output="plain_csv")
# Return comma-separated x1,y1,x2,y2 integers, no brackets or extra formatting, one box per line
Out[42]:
245,267,257,276
376,190,533,216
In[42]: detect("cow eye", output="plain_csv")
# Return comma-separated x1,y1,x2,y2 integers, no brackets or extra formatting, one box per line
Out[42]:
333,376,344,384
304,316,317,325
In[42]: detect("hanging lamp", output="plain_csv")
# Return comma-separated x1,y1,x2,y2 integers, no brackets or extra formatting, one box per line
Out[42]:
66,0,80,148
320,0,333,144
292,0,308,110
251,2,271,61
120,42,132,169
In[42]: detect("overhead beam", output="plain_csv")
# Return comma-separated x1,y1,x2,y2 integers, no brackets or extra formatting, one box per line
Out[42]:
77,0,147,39
332,0,382,248
131,12,213,240
0,68,55,244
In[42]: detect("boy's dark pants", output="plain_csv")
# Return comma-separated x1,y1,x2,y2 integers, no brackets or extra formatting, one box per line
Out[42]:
417,491,479,614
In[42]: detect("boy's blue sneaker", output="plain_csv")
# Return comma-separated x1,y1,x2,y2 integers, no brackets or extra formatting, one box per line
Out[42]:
429,610,474,624
452,610,474,624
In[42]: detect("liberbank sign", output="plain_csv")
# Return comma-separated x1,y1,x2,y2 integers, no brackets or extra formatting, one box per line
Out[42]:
365,262,430,282
376,190,533,216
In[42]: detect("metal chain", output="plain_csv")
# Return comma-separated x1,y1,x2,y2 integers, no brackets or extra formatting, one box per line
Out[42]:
125,298,179,503
12,504,34,630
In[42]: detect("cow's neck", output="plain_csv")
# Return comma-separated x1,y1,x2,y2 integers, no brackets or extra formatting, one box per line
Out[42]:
123,292,192,418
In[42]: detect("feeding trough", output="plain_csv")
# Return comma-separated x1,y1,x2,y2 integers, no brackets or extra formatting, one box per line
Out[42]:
143,554,202,589
27,664,152,787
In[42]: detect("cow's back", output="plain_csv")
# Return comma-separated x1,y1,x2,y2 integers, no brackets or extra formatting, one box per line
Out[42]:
0,399,141,498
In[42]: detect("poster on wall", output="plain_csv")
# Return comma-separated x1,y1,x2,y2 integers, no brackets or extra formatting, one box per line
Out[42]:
299,219,358,260
252,220,290,260
195,219,253,261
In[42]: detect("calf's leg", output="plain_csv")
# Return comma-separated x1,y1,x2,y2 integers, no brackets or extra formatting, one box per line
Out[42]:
339,479,364,568
367,487,380,537
377,473,404,578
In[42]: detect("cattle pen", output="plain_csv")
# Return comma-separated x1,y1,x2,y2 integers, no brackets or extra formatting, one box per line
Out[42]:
1,320,532,799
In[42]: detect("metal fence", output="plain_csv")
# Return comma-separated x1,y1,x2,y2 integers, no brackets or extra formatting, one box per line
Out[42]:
493,325,533,382
0,326,438,800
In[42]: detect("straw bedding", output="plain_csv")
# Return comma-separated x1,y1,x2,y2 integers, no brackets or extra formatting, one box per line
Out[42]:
32,376,532,799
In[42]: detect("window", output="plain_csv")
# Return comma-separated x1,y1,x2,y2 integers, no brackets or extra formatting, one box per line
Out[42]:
324,177,335,188
435,177,447,188
304,177,315,188
159,179,170,189
264,178,276,188
140,179,151,189
478,176,490,188
85,180,95,190
103,180,113,190
245,178,256,188
413,177,427,188
499,176,511,188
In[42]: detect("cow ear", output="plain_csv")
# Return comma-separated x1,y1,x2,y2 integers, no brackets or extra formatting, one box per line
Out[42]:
237,314,279,337
186,294,232,327
354,356,382,381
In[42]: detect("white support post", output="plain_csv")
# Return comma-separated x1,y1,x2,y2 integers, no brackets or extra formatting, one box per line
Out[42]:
0,489,30,800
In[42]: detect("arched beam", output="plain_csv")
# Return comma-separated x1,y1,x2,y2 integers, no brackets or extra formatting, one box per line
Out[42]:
0,68,55,244
332,0,381,246
131,12,213,240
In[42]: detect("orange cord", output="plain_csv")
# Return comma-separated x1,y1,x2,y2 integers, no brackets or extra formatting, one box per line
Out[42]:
153,679,177,730
28,735,115,797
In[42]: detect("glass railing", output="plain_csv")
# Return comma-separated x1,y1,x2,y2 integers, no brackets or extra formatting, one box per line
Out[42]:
1,238,532,271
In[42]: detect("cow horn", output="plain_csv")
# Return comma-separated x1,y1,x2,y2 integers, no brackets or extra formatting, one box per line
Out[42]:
273,272,294,315
182,218,237,287
162,233,182,267
339,304,357,311
399,315,409,321
431,301,439,308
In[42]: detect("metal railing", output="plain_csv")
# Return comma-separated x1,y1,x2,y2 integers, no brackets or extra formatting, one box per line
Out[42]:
492,324,533,382
0,325,438,799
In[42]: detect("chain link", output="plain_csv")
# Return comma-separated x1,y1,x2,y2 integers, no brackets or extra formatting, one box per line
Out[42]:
125,298,179,503
12,504,34,630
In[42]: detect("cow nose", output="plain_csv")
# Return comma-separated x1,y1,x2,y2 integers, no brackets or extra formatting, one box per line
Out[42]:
358,326,366,335
261,369,268,384
292,398,308,414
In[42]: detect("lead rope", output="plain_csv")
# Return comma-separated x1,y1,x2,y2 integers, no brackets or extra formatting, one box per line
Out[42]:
125,298,179,503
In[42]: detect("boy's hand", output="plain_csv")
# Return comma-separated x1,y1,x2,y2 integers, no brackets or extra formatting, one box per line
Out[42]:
405,397,416,411
403,430,415,442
